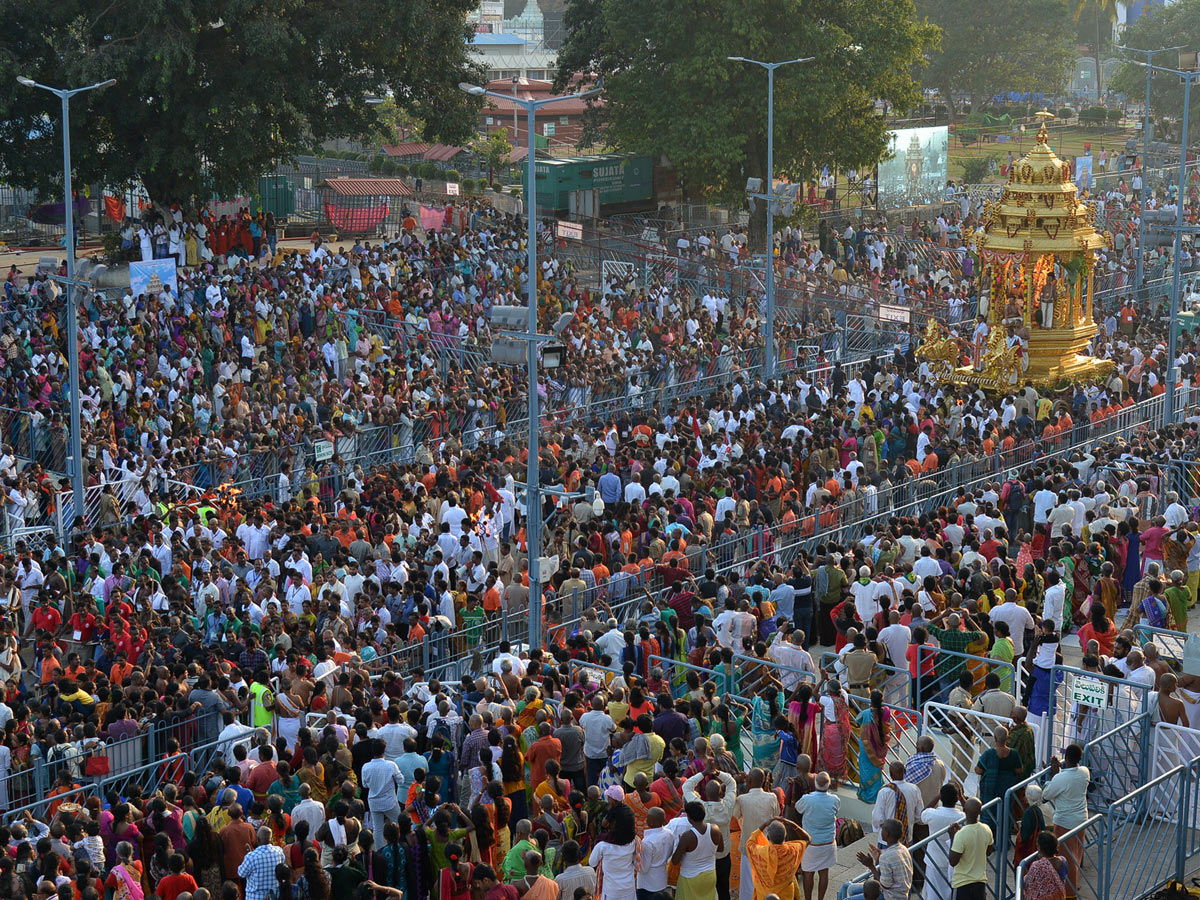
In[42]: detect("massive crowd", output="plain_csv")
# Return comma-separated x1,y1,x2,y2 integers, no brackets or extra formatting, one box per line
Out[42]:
0,180,1195,900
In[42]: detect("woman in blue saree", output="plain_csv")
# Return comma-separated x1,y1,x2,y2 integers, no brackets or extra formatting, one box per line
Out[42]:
855,690,891,803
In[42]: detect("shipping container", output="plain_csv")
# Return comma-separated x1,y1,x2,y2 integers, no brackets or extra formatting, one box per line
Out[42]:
533,154,654,213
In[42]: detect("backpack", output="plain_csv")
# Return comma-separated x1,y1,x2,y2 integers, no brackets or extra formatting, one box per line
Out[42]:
836,817,864,847
430,717,454,747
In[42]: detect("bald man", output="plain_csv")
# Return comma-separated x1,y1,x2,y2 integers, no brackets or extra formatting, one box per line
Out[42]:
1156,673,1190,727
948,797,993,899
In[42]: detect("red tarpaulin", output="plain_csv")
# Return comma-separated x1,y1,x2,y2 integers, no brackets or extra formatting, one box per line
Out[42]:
324,201,389,232
104,195,126,223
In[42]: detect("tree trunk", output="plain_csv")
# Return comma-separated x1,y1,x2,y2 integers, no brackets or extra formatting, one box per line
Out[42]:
944,82,957,124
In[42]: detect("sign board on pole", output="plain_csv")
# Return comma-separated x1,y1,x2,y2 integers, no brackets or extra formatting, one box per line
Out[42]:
446,182,460,196
537,554,560,583
878,304,912,325
557,220,583,241
313,439,335,463
1070,676,1109,708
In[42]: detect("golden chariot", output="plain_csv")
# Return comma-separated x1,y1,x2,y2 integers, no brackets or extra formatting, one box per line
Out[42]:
918,110,1115,391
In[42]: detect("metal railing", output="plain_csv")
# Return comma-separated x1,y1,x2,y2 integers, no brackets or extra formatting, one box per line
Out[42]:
919,700,1044,789
1133,623,1189,667
837,795,1003,899
1042,665,1151,765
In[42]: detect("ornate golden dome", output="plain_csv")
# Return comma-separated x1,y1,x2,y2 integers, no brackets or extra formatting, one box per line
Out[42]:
975,110,1109,257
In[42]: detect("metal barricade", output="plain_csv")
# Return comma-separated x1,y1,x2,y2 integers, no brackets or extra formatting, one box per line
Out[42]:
1103,764,1188,900
920,700,1044,789
841,694,923,790
1134,623,1189,667
837,795,1003,899
1,783,98,824
818,651,912,707
97,752,189,802
1043,665,1151,764
730,653,817,698
915,644,1018,708
1013,813,1106,900
1082,713,1153,811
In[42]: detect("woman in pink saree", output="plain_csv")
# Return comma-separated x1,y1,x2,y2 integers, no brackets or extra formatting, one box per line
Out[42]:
818,681,852,787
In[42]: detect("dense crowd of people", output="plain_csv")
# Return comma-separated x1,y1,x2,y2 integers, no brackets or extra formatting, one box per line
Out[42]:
0,172,1196,900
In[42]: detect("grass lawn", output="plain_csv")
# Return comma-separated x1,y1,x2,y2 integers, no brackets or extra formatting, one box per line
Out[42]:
948,123,1137,182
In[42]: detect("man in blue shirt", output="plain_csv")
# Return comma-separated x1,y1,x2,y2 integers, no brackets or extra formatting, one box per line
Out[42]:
597,469,622,506
795,771,841,900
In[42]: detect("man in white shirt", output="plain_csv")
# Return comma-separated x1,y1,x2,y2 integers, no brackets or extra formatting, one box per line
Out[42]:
871,761,924,845
1165,492,1189,529
769,630,816,691
291,783,326,837
912,548,941,581
638,808,677,895
1043,571,1066,628
491,643,527,677
988,589,1035,655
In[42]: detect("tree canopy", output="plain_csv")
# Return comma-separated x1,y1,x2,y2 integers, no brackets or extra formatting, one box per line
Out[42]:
555,0,938,203
1110,0,1200,122
917,0,1075,114
0,0,483,202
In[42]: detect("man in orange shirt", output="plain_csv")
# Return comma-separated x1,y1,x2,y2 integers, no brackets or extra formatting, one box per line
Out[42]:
525,722,562,793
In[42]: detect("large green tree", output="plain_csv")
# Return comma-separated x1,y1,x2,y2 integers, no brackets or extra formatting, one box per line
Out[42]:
1110,0,1200,123
918,0,1076,118
0,0,483,203
555,0,938,205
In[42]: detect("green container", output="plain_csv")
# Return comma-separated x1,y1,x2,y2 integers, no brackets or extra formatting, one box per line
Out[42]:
532,154,654,212
255,175,295,218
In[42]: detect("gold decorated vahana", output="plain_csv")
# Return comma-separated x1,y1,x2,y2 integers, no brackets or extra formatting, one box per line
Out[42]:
918,109,1115,390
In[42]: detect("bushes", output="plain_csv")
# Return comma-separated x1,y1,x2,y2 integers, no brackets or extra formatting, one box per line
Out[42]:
380,159,397,176
369,155,385,173
461,177,475,194
1078,106,1107,126
1057,107,1075,121
445,169,461,183
417,162,438,180
394,163,409,177
957,127,979,146
1107,108,1123,123
960,155,995,184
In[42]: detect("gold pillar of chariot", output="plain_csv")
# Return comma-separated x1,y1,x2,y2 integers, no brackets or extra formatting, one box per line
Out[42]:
918,110,1115,391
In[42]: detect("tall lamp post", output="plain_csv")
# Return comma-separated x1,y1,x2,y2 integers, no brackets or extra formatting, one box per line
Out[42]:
1129,58,1198,425
16,75,116,521
728,56,815,380
1116,45,1185,301
459,78,602,649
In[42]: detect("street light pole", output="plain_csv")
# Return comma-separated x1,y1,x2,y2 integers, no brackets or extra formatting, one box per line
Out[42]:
1130,59,1198,425
728,56,815,381
1169,73,1194,424
460,78,602,649
17,75,115,524
1116,45,1184,302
